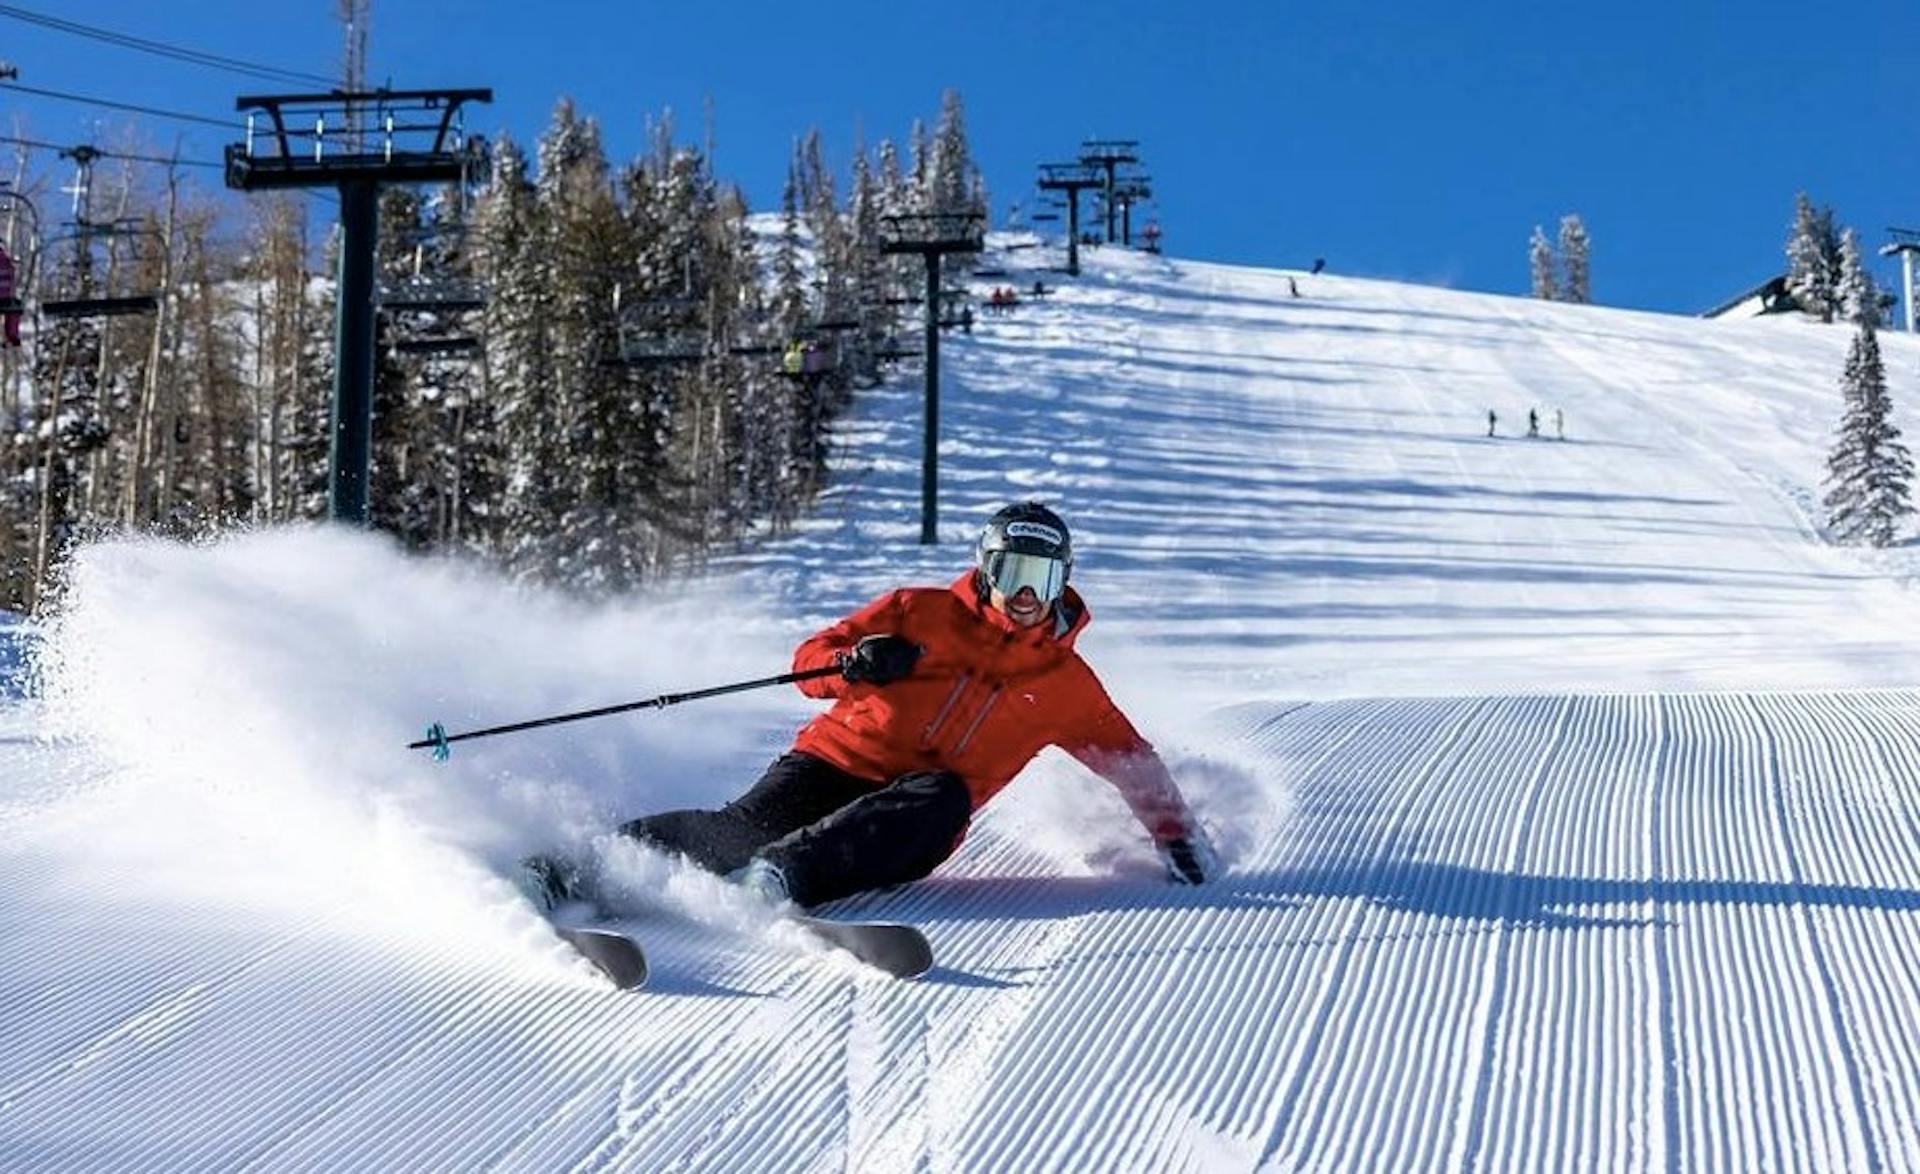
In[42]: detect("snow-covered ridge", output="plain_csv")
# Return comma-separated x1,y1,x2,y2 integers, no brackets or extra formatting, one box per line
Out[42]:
6,246,1920,1170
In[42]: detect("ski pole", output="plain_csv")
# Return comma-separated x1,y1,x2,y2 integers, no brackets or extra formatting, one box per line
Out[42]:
411,664,842,761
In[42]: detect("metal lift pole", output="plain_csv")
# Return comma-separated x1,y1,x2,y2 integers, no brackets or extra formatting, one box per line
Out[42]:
921,251,941,544
333,179,379,522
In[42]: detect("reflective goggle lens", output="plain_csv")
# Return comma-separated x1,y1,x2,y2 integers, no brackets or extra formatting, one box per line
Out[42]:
986,551,1067,602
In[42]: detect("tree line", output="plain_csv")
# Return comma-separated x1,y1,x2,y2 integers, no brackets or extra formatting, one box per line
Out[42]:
0,90,987,611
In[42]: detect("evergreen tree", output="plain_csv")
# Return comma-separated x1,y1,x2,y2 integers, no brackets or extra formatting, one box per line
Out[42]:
369,185,438,550
907,120,930,211
844,147,894,386
926,89,986,219
1837,228,1881,328
1529,225,1558,301
538,102,649,595
1787,193,1843,323
1558,214,1591,304
475,131,563,581
1823,319,1914,547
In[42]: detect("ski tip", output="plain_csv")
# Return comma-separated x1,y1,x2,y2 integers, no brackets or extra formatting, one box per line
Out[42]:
555,926,649,991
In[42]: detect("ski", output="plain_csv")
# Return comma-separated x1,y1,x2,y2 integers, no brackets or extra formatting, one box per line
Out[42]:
787,914,934,980
551,924,649,990
513,852,927,983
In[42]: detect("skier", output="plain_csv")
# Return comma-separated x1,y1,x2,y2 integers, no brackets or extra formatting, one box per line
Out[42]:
543,502,1218,910
1487,409,1497,438
1554,408,1565,440
1527,408,1539,438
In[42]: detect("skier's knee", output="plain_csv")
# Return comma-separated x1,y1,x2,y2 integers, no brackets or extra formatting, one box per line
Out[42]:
894,769,971,829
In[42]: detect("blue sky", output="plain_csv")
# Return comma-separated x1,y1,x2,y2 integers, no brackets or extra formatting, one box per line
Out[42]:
4,1,1917,315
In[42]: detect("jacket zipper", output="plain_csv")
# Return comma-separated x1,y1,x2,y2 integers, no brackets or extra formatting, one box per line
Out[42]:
923,673,971,745
951,686,1003,756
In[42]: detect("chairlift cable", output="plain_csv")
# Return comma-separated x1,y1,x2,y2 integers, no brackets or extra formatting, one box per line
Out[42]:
0,133,221,170
0,81,237,130
0,3,332,87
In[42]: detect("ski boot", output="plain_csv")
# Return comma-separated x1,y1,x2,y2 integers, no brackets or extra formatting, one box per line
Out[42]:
727,857,792,905
514,853,590,913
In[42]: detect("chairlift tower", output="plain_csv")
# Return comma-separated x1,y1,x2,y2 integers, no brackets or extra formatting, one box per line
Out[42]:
1104,176,1153,247
880,211,983,544
1881,228,1920,333
1079,139,1139,243
225,87,491,524
1037,163,1102,276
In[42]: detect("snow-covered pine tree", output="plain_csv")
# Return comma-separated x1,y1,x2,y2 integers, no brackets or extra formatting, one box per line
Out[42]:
926,89,986,219
1787,193,1843,323
907,120,930,212
873,138,918,302
1558,214,1590,304
1823,318,1914,547
844,146,894,387
1529,225,1558,300
926,90,988,283
369,185,439,551
621,119,726,571
1837,228,1882,329
758,159,810,530
479,128,565,582
537,103,650,595
793,131,848,497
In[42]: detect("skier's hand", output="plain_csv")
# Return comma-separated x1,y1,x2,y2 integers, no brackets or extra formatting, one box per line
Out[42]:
1156,828,1219,885
837,634,922,685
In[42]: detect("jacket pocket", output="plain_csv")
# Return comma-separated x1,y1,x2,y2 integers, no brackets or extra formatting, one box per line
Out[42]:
921,673,971,747
950,685,1004,756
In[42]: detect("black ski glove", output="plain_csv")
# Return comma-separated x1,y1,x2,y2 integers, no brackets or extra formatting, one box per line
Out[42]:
1155,830,1219,885
837,634,922,685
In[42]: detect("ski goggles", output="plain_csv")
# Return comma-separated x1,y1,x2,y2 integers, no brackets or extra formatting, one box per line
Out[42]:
983,550,1068,602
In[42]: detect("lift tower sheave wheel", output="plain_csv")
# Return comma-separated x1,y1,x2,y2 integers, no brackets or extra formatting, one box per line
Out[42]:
880,212,984,545
225,88,492,526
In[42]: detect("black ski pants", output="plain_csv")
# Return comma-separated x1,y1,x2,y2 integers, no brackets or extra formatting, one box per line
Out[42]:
621,751,972,908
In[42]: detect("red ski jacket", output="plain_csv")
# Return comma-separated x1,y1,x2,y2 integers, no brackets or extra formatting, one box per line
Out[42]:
789,571,1196,841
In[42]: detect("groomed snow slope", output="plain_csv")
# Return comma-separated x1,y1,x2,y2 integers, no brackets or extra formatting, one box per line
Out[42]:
6,248,1920,1172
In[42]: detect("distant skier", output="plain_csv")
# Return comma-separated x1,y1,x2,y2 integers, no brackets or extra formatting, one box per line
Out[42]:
1527,408,1539,438
1554,408,1565,440
531,501,1216,910
1487,409,1497,438
1288,276,1301,298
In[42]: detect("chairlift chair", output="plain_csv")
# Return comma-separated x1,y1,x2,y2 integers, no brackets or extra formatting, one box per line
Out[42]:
392,335,483,358
872,335,922,361
615,334,706,365
40,221,163,319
